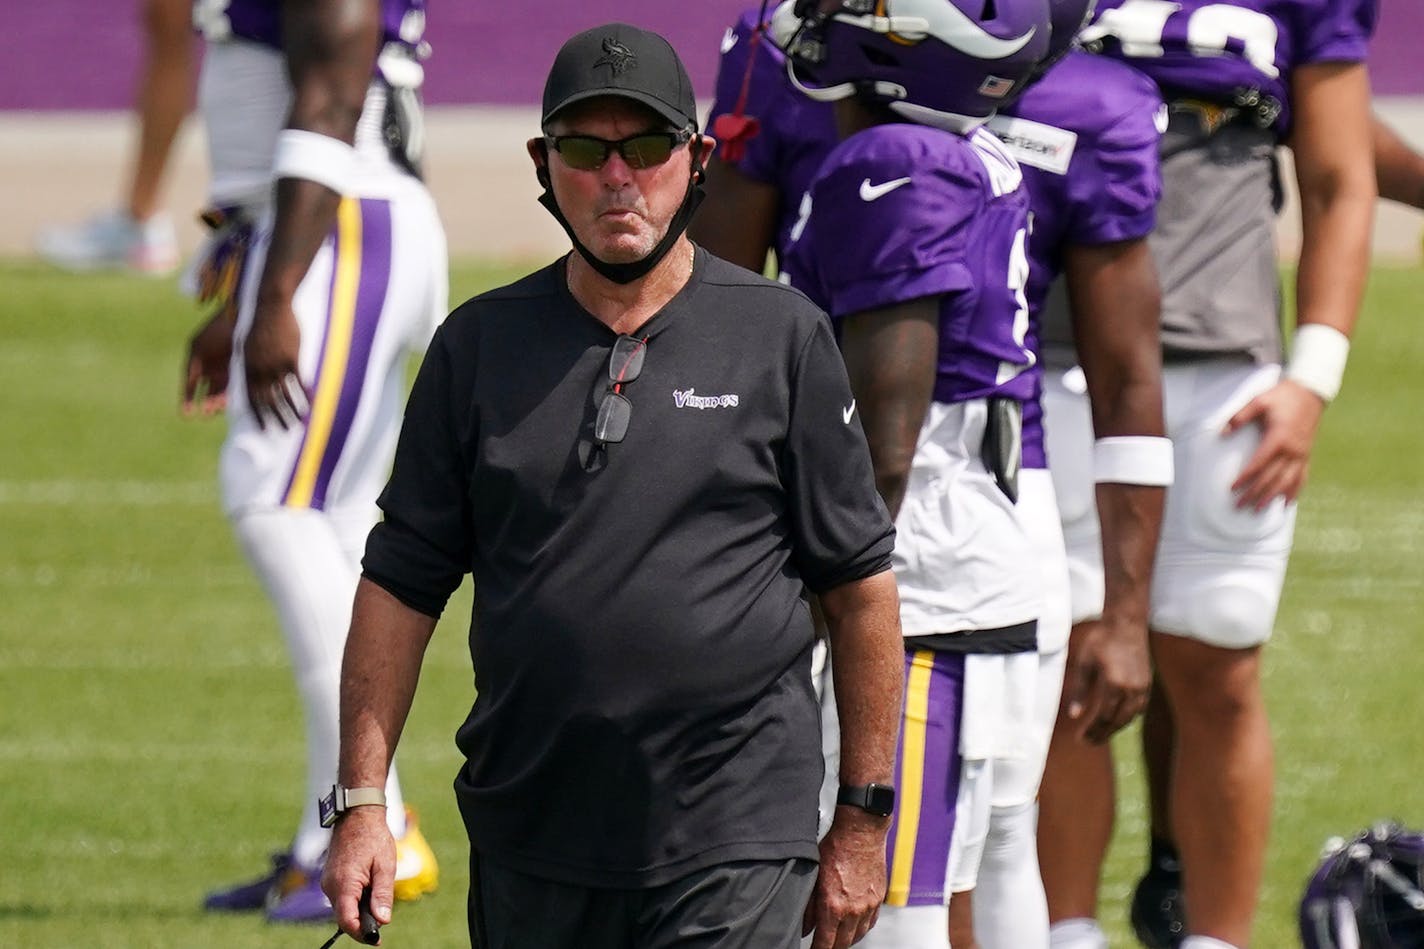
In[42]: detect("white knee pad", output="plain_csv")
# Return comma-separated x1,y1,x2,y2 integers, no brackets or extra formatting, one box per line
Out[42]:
975,801,1048,949
1150,568,1287,648
1151,361,1296,648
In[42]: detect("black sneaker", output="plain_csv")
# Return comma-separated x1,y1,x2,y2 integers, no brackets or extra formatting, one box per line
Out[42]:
1130,844,1187,948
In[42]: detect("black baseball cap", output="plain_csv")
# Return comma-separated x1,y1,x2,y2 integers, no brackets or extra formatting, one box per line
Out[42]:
541,23,698,132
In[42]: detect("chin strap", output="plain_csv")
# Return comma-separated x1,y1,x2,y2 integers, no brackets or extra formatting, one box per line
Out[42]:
536,146,706,286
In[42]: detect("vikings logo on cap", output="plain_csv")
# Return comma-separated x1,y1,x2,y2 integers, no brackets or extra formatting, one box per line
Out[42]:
595,38,637,76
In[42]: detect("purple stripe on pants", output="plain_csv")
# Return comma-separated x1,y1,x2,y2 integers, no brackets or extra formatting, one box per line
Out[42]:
884,648,966,906
309,198,393,509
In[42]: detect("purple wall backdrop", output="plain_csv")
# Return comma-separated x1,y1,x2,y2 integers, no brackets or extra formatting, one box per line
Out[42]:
1,0,1419,111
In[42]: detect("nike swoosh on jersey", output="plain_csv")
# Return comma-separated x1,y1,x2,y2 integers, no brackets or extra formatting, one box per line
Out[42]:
843,399,857,424
859,177,912,201
721,27,738,54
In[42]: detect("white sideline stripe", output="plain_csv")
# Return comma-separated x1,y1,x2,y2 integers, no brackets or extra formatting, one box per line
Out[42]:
0,564,251,588
0,480,215,505
0,739,454,767
0,647,286,670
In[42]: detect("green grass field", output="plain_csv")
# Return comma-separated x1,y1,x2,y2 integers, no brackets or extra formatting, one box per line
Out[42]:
1,260,1420,948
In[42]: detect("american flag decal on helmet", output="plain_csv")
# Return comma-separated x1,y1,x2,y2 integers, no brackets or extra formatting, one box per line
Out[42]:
978,75,1016,98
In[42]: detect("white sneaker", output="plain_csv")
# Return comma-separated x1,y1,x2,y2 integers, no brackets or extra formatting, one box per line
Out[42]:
1050,918,1109,949
36,209,179,275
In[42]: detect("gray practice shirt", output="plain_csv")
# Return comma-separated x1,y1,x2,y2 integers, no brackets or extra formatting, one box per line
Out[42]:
1041,111,1282,368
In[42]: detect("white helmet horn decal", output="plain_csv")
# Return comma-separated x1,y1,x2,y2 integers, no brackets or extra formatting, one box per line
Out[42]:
837,0,1038,60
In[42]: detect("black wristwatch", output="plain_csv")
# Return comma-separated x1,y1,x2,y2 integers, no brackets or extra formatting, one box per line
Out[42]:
837,782,895,817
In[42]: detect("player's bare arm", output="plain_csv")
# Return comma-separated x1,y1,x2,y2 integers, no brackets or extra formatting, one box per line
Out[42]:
245,0,382,430
839,298,940,520
809,568,903,949
321,577,437,942
1062,237,1165,743
1373,112,1424,210
1228,61,1375,509
688,156,781,274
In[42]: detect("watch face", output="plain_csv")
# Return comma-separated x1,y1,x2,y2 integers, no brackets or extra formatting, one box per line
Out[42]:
840,782,895,816
867,784,895,816
318,788,338,828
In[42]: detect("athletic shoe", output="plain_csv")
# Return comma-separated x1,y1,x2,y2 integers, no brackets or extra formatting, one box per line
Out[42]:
393,807,439,902
203,851,292,912
1130,854,1187,949
265,860,332,925
35,209,179,275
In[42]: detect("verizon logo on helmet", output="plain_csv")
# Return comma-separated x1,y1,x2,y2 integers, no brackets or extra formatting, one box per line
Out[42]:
673,388,740,409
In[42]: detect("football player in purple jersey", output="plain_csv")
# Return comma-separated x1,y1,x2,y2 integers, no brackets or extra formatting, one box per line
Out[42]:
181,0,444,923
1041,2,1378,948
693,5,839,272
772,2,1056,946
980,1,1172,946
700,3,1168,948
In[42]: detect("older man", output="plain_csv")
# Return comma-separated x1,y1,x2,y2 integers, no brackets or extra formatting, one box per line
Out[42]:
320,23,905,949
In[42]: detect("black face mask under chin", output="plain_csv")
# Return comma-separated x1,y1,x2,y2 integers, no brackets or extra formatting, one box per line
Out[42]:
537,167,706,285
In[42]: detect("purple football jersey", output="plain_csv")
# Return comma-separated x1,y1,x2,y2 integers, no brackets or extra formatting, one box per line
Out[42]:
197,0,427,53
989,51,1164,467
783,124,1036,407
1084,0,1376,134
705,7,839,263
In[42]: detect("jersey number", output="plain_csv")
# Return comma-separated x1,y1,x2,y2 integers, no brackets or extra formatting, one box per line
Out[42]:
996,226,1035,385
1083,0,1281,78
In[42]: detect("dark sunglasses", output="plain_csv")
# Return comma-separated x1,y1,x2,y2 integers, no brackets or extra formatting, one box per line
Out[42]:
593,335,648,448
545,129,693,171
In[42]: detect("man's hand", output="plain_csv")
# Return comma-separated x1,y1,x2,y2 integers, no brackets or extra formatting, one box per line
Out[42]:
803,809,888,949
1225,378,1325,510
243,298,307,429
321,808,396,942
182,308,236,416
1061,612,1152,745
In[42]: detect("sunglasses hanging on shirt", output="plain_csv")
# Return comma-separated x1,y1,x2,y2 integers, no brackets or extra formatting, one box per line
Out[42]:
593,334,648,448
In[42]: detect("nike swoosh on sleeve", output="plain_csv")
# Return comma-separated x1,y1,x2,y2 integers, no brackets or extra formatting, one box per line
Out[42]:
859,177,912,201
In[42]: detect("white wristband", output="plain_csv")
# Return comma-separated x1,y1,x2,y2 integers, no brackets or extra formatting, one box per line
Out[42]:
271,129,357,194
1094,436,1174,486
1285,323,1350,403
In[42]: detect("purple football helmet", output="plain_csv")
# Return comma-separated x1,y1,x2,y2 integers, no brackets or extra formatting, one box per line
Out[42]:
1300,823,1424,949
770,0,1051,133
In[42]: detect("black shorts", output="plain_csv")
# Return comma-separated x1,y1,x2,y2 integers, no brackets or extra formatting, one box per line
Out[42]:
467,851,818,949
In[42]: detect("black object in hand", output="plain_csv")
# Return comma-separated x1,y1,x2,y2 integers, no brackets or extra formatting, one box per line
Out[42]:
315,885,381,948
358,885,381,945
